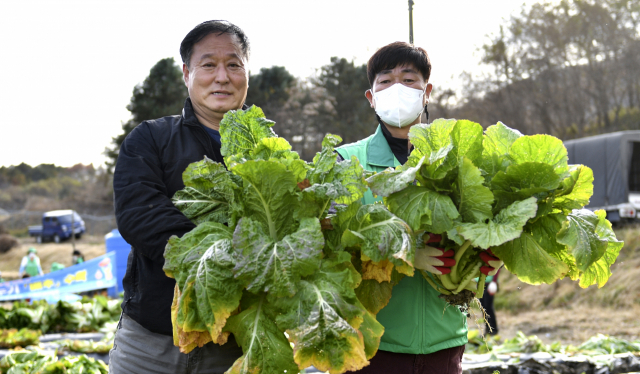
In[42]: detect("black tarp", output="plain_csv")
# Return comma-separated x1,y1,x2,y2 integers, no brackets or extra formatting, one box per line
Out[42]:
564,131,640,208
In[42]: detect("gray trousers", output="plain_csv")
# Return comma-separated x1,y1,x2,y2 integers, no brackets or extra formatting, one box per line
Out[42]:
108,313,243,374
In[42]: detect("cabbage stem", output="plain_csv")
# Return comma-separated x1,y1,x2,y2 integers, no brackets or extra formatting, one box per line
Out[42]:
439,273,457,290
318,199,331,220
464,282,479,293
475,274,487,299
455,262,482,294
422,272,452,295
423,270,448,290
450,240,472,283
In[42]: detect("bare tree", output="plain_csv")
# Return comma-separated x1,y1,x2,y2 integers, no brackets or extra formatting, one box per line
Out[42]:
455,0,640,139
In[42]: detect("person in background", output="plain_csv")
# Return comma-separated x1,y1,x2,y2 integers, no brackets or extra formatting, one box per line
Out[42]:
110,20,249,374
18,247,44,278
335,42,502,374
479,263,501,335
0,270,4,283
72,249,84,265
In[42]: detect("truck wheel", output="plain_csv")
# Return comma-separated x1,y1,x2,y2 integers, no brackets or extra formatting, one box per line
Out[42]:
36,236,42,244
54,234,61,244
75,233,82,239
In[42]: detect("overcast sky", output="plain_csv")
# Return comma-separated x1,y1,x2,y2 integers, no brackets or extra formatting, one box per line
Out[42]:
0,0,531,168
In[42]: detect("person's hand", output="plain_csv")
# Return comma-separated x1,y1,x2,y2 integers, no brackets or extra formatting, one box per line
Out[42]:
487,281,498,295
414,234,456,275
479,249,502,276
320,218,333,231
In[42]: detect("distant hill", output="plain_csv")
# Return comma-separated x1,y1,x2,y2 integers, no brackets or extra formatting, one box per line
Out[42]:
0,163,114,236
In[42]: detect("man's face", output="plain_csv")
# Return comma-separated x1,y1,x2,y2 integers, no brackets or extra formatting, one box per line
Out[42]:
183,32,248,125
365,63,432,108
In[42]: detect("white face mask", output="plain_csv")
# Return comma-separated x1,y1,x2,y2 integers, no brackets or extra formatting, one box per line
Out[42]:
372,83,427,128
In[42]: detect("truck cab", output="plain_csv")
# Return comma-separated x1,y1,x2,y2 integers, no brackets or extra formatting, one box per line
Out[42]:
28,210,86,243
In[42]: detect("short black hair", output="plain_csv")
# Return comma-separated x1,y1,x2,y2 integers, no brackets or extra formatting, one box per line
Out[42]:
180,20,250,68
367,42,431,87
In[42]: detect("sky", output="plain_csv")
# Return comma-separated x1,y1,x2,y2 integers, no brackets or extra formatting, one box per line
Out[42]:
0,0,532,168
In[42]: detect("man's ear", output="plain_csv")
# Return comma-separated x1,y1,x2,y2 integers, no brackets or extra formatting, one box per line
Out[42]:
365,89,374,108
424,83,433,105
182,64,190,87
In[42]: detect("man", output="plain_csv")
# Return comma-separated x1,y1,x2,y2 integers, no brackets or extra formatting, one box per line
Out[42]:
110,20,248,374
336,42,501,374
18,247,44,278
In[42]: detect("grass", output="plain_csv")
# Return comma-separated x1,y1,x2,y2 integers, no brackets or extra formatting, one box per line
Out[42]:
8,227,29,237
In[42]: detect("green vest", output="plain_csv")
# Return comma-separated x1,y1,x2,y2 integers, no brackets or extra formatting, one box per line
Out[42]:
336,125,468,354
25,258,40,277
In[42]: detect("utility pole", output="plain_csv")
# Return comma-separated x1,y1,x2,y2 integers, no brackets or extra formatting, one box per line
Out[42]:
408,0,414,44
71,210,76,251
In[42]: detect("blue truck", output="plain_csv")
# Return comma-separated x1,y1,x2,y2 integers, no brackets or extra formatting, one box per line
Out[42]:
28,210,86,243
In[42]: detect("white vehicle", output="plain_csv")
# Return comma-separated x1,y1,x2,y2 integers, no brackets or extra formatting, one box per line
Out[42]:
564,130,640,224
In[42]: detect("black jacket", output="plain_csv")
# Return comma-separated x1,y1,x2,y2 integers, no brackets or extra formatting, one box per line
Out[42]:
113,98,224,335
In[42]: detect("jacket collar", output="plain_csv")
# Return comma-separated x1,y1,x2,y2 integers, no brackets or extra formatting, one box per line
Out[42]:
181,98,201,127
181,98,251,127
367,124,400,168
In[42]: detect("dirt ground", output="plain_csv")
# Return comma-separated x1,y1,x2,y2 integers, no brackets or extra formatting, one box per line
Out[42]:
0,235,106,280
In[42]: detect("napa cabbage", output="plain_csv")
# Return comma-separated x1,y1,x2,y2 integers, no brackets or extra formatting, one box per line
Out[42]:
164,106,413,374
366,119,623,302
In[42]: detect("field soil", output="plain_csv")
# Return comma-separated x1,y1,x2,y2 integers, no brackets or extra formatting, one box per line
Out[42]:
468,301,640,347
491,305,640,346
0,236,106,280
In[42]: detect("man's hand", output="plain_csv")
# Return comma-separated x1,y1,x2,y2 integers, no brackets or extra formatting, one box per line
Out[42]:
320,218,333,231
414,234,456,275
479,249,502,276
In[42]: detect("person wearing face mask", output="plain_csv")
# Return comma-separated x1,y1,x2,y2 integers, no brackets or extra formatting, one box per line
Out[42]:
72,249,84,265
18,247,44,278
336,42,501,374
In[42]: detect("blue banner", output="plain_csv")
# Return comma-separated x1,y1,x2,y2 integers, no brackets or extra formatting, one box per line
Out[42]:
0,252,117,302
